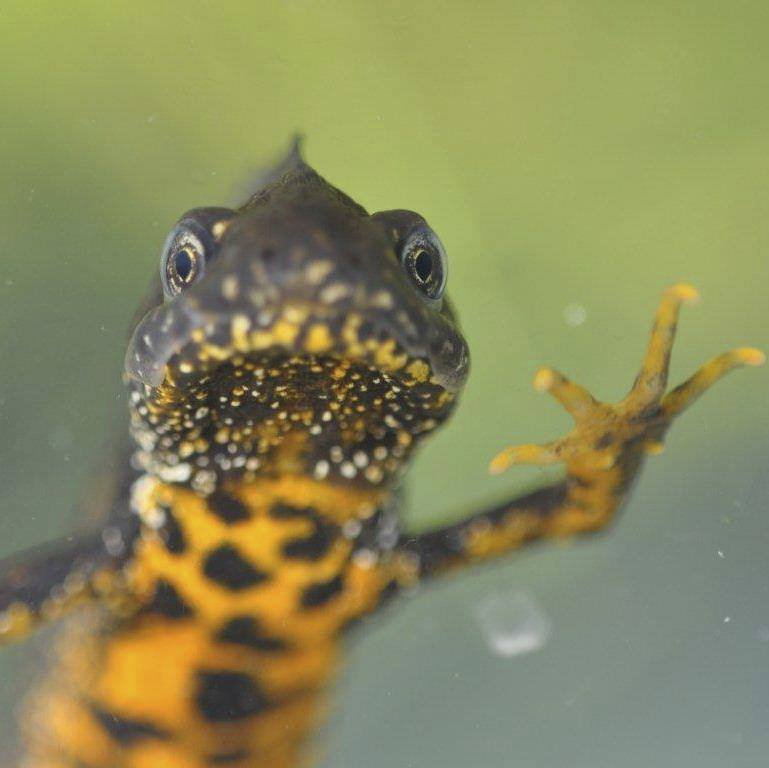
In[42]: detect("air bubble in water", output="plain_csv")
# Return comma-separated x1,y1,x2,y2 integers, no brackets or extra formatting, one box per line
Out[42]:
563,302,587,327
475,590,552,658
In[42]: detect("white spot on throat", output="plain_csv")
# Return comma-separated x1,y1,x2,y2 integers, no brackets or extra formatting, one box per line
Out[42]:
159,463,192,483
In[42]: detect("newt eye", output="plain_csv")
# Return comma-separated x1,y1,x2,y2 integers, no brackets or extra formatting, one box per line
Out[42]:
399,226,448,303
160,208,236,299
161,229,206,297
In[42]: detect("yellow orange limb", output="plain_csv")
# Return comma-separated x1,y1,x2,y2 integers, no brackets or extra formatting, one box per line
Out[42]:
663,347,765,417
625,282,700,409
533,366,598,422
415,284,762,581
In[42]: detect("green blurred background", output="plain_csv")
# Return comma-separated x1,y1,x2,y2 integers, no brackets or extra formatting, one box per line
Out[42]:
0,1,767,765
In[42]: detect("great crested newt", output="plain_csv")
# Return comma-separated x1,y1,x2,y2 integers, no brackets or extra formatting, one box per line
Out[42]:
0,141,763,768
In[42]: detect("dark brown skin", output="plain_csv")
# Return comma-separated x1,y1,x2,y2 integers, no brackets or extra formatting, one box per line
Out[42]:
0,143,762,767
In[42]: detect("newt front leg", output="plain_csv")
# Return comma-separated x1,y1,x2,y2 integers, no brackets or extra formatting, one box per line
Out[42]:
402,284,764,579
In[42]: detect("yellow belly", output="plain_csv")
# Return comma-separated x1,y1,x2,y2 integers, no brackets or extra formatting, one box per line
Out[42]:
19,475,395,768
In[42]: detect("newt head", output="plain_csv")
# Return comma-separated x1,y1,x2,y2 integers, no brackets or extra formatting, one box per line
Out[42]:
124,142,470,493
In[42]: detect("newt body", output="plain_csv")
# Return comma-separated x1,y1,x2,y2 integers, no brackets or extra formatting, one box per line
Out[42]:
0,143,762,767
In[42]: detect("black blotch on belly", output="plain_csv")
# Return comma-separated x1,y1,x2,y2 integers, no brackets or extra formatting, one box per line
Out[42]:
207,749,252,764
268,502,318,521
91,705,169,744
377,578,401,608
203,545,269,591
339,615,365,635
594,433,614,450
216,616,288,651
208,490,251,524
301,574,344,608
158,504,186,555
144,579,194,619
196,670,270,722
282,518,337,561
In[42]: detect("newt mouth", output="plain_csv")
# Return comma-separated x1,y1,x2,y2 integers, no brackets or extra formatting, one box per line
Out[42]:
125,285,468,395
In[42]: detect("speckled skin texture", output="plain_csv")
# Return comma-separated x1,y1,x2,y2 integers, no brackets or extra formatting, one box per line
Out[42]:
0,145,761,768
